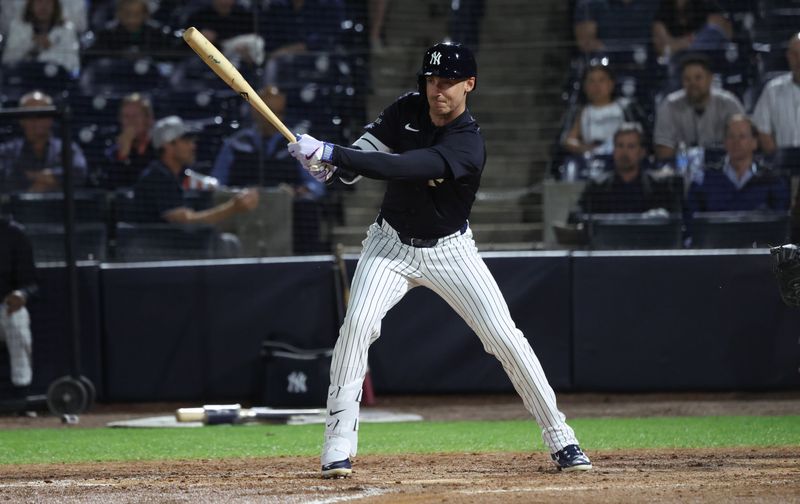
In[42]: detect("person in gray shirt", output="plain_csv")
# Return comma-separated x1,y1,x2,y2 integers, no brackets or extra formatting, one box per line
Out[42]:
653,52,744,161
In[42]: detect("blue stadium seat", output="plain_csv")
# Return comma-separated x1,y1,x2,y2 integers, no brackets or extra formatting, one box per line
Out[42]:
68,92,123,127
152,89,242,122
79,57,164,95
0,61,77,98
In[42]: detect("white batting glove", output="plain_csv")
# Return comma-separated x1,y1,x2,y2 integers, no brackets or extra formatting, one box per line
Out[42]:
287,134,335,170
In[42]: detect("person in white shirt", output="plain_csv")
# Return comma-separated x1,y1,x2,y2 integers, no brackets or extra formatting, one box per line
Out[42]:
752,33,800,155
563,63,635,156
653,52,744,160
0,0,88,35
1,0,81,75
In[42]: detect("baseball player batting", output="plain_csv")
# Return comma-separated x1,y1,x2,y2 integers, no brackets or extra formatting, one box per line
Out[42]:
288,42,591,478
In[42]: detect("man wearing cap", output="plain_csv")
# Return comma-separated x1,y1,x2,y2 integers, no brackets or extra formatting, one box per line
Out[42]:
132,115,259,226
0,90,88,193
286,41,592,478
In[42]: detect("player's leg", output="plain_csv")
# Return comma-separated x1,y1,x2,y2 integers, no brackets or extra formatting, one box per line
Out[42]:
0,307,33,387
322,224,418,477
421,234,590,470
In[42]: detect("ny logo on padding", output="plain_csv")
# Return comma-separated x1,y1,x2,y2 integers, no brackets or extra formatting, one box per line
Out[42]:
287,371,308,393
430,51,442,65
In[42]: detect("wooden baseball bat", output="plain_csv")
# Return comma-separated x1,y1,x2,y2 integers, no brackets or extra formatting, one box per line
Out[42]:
182,27,296,143
176,404,323,424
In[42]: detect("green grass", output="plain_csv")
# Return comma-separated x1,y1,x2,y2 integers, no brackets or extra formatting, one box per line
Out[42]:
1,416,798,465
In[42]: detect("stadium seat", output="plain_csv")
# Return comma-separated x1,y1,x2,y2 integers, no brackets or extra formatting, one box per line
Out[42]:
24,223,107,263
113,222,217,261
0,61,77,98
690,211,789,248
581,212,684,250
152,89,242,123
79,57,164,95
68,92,123,128
8,190,109,225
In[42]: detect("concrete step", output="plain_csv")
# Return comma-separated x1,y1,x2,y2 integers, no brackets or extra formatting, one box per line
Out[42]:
468,203,524,224
470,222,543,243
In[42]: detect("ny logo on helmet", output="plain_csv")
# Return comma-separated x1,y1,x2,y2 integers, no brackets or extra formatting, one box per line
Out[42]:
429,51,442,66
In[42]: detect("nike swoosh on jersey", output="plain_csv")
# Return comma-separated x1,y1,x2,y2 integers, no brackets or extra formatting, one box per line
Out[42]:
404,123,420,132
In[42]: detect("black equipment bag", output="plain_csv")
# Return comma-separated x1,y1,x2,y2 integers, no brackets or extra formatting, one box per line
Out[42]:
260,340,332,407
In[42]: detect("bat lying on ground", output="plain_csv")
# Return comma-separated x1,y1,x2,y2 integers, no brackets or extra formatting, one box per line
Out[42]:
182,26,296,143
175,404,323,425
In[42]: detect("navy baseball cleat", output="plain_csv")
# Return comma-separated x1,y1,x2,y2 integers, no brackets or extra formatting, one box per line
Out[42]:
551,444,592,472
321,458,352,478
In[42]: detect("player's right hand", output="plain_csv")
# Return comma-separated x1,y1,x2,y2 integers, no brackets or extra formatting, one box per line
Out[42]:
288,134,334,169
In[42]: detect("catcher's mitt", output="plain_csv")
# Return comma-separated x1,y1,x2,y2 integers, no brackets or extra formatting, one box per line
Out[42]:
770,244,800,307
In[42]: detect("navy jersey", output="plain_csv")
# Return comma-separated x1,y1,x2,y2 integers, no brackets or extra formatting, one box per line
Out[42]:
338,92,486,239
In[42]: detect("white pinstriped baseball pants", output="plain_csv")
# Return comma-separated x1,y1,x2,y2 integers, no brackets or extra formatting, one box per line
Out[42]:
0,306,32,387
322,219,578,465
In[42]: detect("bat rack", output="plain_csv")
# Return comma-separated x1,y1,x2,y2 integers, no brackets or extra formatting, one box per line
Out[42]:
0,106,95,416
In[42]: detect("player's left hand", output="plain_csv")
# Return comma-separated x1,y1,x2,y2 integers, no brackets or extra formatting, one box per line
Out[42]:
309,163,337,183
288,134,335,169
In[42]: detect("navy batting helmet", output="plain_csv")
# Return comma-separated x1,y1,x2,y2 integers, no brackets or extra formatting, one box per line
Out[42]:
418,42,477,93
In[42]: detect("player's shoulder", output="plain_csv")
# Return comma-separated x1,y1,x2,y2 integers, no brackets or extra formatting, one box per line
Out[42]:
392,91,425,113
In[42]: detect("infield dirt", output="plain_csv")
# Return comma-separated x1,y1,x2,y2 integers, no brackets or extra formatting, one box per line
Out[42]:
1,392,799,503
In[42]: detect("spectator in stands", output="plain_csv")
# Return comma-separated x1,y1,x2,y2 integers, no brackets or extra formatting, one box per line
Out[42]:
653,52,743,160
133,115,259,226
1,0,87,35
261,0,346,85
102,93,157,190
0,217,37,393
0,91,88,193
752,32,800,155
1,0,81,75
212,86,324,197
562,63,639,156
84,0,177,62
212,86,326,253
574,0,659,54
652,0,731,58
186,0,263,66
687,114,789,213
578,122,678,214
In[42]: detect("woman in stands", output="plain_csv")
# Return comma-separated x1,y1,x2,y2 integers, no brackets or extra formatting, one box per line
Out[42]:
562,63,640,157
1,0,81,75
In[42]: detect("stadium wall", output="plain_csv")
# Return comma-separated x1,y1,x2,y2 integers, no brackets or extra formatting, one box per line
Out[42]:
19,252,800,403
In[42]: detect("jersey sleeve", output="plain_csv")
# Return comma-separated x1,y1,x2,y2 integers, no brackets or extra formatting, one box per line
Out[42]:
430,129,485,179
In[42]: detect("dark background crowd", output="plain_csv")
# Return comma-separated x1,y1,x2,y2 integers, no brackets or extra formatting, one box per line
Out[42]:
0,0,798,261
555,0,800,248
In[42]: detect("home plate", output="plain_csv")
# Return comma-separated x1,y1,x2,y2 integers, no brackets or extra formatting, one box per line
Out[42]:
107,409,422,428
